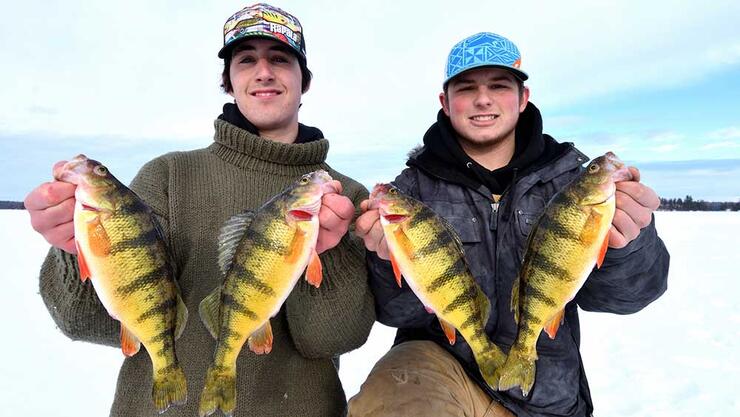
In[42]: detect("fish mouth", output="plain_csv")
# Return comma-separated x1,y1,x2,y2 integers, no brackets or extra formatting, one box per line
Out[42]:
604,152,633,182
380,212,408,223
53,154,90,184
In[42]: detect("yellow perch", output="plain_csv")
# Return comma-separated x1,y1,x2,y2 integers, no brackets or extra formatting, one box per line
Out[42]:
198,170,337,417
54,154,188,413
369,183,506,388
494,152,633,397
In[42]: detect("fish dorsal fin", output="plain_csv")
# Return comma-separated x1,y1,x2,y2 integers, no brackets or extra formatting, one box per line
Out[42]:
198,286,221,340
217,211,255,276
511,274,521,324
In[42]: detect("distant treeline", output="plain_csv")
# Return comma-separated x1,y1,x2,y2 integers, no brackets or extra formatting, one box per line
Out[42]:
659,196,740,211
0,200,24,209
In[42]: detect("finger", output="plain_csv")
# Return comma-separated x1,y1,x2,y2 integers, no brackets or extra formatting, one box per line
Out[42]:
627,166,641,182
611,208,640,246
321,194,355,220
59,238,78,255
615,189,654,228
324,180,343,195
29,197,76,233
44,221,76,251
608,225,628,249
24,181,76,211
615,181,659,211
355,210,381,237
359,199,370,213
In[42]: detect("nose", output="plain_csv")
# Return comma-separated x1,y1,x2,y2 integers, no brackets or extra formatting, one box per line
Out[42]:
473,86,492,107
254,58,275,82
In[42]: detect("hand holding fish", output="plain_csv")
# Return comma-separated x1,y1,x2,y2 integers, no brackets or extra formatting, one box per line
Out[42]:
609,167,660,249
355,200,391,260
24,160,78,254
316,180,354,254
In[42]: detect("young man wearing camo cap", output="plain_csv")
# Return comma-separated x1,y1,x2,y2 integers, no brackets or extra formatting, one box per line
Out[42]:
354,32,669,417
26,4,374,416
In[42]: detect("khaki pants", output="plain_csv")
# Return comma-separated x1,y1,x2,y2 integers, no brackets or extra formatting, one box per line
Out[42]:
347,341,514,417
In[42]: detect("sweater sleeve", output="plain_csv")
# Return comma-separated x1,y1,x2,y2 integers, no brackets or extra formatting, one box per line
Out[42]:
38,157,172,347
575,214,670,314
284,177,376,359
365,168,434,329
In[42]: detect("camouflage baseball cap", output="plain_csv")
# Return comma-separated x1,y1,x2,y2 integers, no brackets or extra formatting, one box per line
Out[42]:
444,32,528,85
218,3,306,61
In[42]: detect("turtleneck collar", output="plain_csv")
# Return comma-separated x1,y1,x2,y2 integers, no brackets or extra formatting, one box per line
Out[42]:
217,102,324,144
209,119,330,172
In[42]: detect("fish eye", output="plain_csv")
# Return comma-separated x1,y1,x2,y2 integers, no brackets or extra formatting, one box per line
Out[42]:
389,188,398,195
94,166,108,176
588,164,599,173
299,176,310,185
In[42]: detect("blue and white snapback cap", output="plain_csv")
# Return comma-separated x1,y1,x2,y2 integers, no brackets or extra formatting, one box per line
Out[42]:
444,32,528,85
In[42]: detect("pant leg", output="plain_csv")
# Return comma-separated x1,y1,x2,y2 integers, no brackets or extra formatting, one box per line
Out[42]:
347,340,514,417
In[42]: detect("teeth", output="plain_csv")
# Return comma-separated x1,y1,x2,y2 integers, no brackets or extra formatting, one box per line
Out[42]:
471,115,496,121
254,92,278,97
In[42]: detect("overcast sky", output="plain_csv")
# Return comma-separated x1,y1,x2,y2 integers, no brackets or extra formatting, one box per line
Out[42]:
1,0,738,200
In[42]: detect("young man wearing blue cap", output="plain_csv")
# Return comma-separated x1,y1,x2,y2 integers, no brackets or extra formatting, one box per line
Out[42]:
26,4,374,416
353,32,669,417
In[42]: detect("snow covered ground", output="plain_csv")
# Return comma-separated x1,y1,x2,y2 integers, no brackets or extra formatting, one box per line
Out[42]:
1,210,738,416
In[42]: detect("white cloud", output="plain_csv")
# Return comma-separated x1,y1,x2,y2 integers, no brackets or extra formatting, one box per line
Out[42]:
708,127,740,140
1,0,739,148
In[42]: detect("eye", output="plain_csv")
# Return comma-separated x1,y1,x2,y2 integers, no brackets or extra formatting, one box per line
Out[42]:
238,55,256,64
389,188,398,195
588,164,600,173
271,55,290,64
299,176,310,185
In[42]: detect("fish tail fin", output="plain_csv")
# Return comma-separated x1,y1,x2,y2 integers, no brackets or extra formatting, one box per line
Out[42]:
494,346,536,397
475,341,507,389
152,363,188,413
199,366,236,417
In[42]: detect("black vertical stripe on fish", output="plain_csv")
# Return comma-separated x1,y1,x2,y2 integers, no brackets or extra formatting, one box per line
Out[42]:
407,207,435,229
136,299,176,323
426,256,468,293
220,293,258,320
442,285,479,314
541,218,582,242
108,227,161,254
115,265,170,296
414,235,449,258
522,281,559,308
242,227,290,255
527,251,573,283
229,264,276,296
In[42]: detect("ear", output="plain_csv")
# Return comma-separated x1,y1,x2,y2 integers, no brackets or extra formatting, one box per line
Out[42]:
302,78,311,94
439,92,450,116
519,86,530,113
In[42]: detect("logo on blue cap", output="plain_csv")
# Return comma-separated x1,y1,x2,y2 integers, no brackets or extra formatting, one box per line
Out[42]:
444,32,528,85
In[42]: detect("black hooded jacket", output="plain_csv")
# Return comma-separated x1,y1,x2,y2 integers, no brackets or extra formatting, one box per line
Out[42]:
367,103,670,417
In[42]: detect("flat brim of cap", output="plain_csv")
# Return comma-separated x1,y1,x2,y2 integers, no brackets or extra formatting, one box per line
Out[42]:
218,33,305,60
444,64,529,85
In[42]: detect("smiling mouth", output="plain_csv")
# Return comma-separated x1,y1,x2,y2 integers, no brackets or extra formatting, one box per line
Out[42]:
251,90,282,97
470,114,498,121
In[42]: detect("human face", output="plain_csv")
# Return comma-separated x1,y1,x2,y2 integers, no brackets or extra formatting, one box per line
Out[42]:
229,38,304,141
440,67,529,153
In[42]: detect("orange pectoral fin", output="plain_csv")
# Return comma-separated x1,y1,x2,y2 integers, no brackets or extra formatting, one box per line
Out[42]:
389,252,402,288
248,321,274,355
75,241,91,282
120,325,141,357
544,309,565,339
306,249,323,288
596,234,609,269
87,217,111,257
438,317,457,345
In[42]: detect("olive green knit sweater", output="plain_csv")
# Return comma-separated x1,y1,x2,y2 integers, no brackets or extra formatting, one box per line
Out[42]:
38,119,376,417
